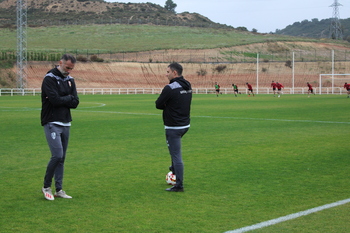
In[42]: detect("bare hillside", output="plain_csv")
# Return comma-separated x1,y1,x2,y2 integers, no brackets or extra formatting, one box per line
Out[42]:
18,41,350,89
0,0,220,28
2,41,349,89
23,60,350,90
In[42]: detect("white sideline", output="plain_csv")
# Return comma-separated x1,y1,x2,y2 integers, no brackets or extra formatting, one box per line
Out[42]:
224,198,350,233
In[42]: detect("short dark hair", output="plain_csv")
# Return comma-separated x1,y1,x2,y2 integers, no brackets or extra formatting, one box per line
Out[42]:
61,54,76,63
168,62,183,76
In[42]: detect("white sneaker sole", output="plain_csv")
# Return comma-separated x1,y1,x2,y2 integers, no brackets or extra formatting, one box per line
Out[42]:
54,193,72,199
54,195,72,199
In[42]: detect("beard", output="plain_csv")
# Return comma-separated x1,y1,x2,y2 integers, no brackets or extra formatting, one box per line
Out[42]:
62,71,69,77
58,66,69,77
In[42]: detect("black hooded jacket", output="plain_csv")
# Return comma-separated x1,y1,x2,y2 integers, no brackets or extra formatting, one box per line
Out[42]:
41,67,79,126
155,76,192,127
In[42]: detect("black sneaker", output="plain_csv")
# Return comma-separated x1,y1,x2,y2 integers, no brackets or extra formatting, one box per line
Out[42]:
165,186,184,192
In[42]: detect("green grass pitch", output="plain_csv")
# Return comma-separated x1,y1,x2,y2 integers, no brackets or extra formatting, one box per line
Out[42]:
0,94,349,232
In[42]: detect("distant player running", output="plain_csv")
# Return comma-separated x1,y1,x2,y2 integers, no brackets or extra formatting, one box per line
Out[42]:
246,82,254,97
232,83,239,97
344,82,350,98
215,82,222,97
276,82,284,98
271,81,277,97
307,82,315,97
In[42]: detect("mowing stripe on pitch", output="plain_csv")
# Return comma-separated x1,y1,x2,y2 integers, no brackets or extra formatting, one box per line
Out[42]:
224,198,350,233
195,115,350,124
75,110,350,125
76,110,161,116
1,107,349,125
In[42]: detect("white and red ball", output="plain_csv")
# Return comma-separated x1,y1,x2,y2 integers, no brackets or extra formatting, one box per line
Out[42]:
166,171,176,185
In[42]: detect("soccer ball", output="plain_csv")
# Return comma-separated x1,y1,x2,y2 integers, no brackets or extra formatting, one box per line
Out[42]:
166,171,176,185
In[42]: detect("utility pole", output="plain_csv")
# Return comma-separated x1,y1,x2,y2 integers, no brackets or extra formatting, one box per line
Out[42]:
329,0,343,40
16,0,27,92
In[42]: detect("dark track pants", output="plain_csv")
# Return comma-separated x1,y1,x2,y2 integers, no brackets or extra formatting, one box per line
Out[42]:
43,123,70,192
165,128,189,188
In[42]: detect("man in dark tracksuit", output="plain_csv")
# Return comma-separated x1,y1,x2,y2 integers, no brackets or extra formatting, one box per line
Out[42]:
41,54,79,200
156,62,192,192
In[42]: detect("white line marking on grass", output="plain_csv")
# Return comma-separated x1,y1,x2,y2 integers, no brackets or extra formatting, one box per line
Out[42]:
0,106,41,111
224,198,350,233
78,102,106,109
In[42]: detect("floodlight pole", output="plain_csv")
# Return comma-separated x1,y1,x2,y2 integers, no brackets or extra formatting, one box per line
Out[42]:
332,50,335,94
256,53,259,94
16,0,27,94
292,52,295,94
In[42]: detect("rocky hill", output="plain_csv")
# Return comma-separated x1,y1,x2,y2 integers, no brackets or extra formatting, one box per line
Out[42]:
0,0,230,28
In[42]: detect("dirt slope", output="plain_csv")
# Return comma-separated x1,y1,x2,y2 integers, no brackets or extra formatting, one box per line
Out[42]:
4,41,350,89
25,60,350,89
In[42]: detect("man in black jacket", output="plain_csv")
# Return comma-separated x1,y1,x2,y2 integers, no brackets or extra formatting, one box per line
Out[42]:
41,54,79,200
156,62,192,192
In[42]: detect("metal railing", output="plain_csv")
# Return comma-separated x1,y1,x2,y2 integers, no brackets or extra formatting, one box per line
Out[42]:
0,87,347,96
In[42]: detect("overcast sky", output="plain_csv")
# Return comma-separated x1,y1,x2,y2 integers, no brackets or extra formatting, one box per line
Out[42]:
104,0,349,33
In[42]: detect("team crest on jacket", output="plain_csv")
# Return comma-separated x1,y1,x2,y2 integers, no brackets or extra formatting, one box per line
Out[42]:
51,132,56,140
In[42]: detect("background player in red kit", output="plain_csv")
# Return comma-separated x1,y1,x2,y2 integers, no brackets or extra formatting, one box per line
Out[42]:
307,82,315,97
276,82,284,98
246,82,254,97
271,81,277,97
344,82,350,98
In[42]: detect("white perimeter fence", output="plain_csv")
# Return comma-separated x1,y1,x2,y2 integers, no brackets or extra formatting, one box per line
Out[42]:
0,87,347,96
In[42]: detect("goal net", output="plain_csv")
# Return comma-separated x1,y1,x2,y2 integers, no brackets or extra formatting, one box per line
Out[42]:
319,74,350,94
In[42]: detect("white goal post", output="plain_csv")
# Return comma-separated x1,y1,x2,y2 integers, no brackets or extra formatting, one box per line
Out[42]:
319,74,350,94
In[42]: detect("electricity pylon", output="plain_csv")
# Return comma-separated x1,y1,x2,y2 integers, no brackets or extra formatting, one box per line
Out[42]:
16,0,27,91
329,0,343,40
